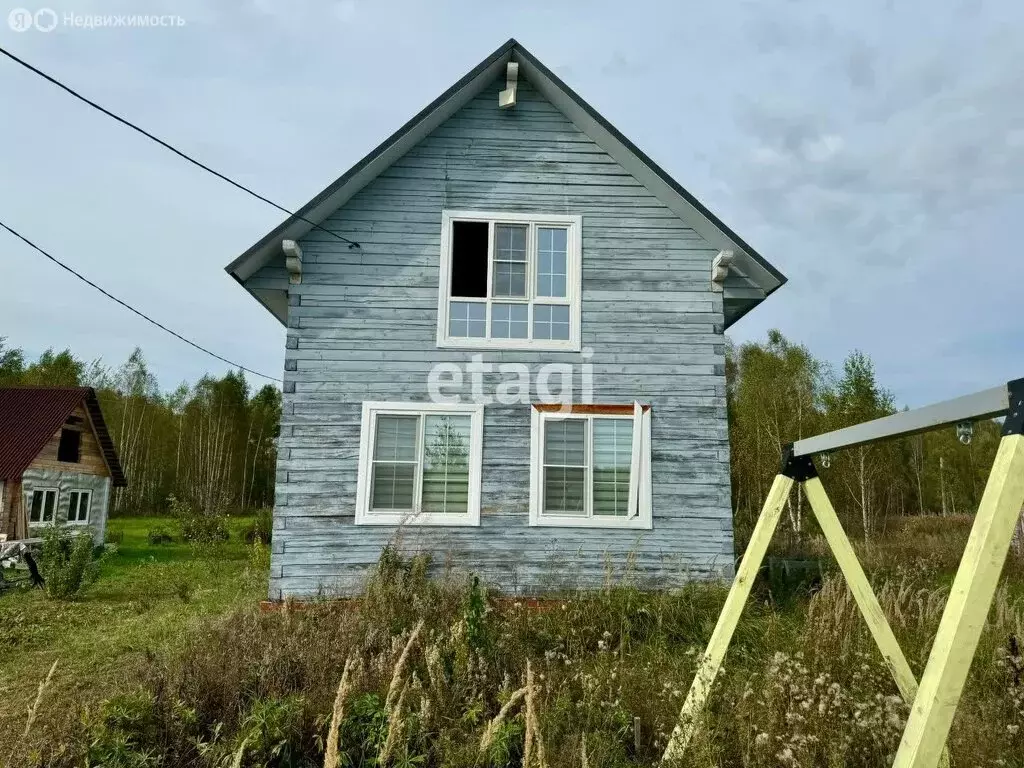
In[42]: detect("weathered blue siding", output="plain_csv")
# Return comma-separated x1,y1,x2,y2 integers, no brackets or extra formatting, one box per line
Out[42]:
250,76,735,599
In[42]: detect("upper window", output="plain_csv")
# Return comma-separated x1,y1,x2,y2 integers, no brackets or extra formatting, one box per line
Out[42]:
436,211,582,351
57,428,81,463
28,488,58,523
66,490,91,524
355,401,484,526
529,403,652,529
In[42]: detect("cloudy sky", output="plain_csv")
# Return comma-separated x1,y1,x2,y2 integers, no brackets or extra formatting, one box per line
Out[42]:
1,0,1020,406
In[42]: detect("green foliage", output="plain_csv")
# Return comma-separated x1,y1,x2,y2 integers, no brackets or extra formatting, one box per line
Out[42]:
242,507,273,544
231,696,308,768
169,495,229,544
464,575,491,654
39,523,100,600
336,693,389,766
146,525,175,545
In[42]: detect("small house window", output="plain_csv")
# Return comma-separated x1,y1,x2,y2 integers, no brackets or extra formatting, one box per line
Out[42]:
529,404,652,529
355,401,484,526
436,211,581,350
66,490,91,524
57,428,81,463
29,488,59,523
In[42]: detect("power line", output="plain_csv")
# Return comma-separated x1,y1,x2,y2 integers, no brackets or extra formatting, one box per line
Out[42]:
0,219,282,383
0,45,361,250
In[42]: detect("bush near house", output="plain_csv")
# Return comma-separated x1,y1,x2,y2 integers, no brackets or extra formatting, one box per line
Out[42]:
3,516,1023,767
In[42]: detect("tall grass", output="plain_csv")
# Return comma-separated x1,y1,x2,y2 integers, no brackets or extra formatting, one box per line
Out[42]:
8,527,1024,767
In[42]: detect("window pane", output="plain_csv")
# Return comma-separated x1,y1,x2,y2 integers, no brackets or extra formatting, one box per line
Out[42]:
422,415,472,514
491,303,528,339
495,224,527,261
536,227,568,298
30,491,43,522
450,221,489,298
370,463,416,510
493,261,527,298
374,416,419,462
593,419,633,516
78,492,90,522
544,419,586,466
43,490,55,522
448,301,487,338
67,491,80,522
543,466,586,515
533,304,570,341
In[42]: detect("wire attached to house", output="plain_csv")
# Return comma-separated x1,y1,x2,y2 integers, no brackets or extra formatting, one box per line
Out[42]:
0,45,361,250
0,219,283,383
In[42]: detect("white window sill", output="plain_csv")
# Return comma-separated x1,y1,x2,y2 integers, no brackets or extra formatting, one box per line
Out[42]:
354,511,480,527
436,336,581,353
531,514,652,530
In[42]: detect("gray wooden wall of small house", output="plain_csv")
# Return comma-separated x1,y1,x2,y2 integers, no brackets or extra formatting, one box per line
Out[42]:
22,469,110,545
249,76,735,599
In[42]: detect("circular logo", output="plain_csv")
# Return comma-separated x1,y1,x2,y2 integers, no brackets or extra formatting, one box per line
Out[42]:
7,8,34,31
34,8,57,32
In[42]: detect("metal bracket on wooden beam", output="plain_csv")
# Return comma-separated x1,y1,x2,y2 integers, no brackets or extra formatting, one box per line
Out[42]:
780,443,817,481
1002,378,1024,436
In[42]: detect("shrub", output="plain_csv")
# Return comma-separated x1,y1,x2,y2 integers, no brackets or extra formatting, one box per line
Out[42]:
146,526,175,546
242,507,273,545
39,523,100,600
169,495,229,544
105,528,124,546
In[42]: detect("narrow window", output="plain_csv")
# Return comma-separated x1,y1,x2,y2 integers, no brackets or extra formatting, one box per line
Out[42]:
66,490,91,523
356,402,484,526
57,428,81,463
29,488,58,523
450,221,489,298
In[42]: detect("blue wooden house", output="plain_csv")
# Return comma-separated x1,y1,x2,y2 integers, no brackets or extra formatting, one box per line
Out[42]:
226,40,786,600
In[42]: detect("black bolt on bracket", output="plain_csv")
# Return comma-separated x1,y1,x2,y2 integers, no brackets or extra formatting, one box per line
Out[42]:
1003,378,1024,436
780,443,818,481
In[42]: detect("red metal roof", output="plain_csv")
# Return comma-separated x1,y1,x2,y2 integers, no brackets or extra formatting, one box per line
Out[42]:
0,386,127,486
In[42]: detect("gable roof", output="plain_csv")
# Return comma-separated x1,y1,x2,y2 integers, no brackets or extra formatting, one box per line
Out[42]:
225,38,786,326
0,387,127,487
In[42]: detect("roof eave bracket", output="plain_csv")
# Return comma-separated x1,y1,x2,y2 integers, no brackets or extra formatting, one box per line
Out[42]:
711,250,734,292
283,240,303,285
499,61,519,109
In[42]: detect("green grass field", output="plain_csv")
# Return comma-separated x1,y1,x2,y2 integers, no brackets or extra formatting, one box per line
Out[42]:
0,516,266,747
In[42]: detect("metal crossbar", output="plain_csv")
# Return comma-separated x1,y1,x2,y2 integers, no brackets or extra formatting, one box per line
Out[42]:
661,378,1024,768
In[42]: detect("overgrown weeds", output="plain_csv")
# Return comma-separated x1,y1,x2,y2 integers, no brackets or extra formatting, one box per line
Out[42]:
39,523,100,600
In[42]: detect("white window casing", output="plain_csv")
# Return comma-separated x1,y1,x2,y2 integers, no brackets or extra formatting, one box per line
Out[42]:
66,489,92,524
355,401,485,526
27,487,59,524
436,210,583,351
529,402,653,529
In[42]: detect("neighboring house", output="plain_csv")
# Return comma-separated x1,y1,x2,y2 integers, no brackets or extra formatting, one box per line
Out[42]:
226,39,786,600
0,387,127,545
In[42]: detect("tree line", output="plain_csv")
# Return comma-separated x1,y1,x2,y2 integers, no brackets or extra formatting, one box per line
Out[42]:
0,339,280,516
1,332,1004,537
727,329,1003,545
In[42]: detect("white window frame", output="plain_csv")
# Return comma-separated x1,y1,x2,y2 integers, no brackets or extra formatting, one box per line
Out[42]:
436,210,583,352
355,401,485,527
529,403,653,529
66,489,92,525
27,487,59,524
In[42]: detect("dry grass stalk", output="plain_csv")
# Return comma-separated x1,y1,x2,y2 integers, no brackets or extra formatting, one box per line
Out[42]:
477,685,528,755
21,659,58,741
324,657,356,768
380,680,410,765
580,732,590,768
231,736,249,768
523,660,547,768
386,619,424,714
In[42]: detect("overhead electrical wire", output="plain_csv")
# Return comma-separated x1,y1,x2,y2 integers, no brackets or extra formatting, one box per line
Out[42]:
0,219,282,383
0,45,361,249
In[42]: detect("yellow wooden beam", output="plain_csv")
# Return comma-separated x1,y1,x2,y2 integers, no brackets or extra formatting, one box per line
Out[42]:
661,473,794,763
803,477,950,768
892,432,1024,768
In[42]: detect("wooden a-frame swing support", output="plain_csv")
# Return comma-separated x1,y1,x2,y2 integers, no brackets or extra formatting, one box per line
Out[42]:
662,378,1024,768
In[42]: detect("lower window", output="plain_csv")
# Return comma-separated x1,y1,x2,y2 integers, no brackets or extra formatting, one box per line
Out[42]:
355,401,484,526
529,403,652,528
67,490,91,524
28,488,59,523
